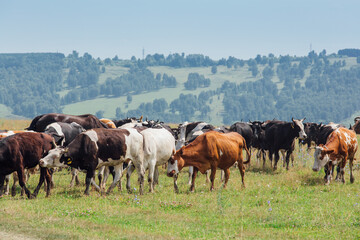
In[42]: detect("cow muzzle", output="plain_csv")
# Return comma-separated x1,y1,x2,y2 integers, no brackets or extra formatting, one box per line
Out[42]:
39,159,46,168
167,170,176,177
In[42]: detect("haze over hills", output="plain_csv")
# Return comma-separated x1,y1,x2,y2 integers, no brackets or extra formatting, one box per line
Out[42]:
0,49,360,125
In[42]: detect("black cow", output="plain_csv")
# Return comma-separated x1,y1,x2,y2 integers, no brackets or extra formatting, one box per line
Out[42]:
230,122,254,162
0,132,55,199
265,118,307,170
298,122,322,151
26,113,108,132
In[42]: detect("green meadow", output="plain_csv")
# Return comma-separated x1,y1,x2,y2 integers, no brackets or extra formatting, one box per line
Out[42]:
1,137,360,239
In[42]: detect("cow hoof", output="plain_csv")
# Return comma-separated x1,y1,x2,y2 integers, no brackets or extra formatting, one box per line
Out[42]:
350,177,355,184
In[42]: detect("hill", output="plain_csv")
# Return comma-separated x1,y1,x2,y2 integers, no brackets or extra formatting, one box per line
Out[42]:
1,50,360,125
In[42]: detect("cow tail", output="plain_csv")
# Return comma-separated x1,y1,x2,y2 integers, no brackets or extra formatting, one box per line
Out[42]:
242,140,251,164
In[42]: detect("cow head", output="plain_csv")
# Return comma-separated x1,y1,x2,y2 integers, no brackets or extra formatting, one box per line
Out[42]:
292,118,307,139
39,146,68,168
167,148,184,177
312,145,334,171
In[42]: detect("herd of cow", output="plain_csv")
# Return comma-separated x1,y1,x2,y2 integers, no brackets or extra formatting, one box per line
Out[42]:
0,113,359,199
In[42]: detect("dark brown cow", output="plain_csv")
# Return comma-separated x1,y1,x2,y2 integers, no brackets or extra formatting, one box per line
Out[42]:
0,132,55,199
167,131,250,192
26,113,108,132
352,117,360,134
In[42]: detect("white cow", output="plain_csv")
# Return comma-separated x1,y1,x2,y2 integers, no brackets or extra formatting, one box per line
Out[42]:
126,127,176,193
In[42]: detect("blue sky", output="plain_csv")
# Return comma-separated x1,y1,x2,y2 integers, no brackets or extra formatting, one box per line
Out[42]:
1,0,360,60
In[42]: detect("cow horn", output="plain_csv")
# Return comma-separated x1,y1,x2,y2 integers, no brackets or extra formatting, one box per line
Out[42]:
291,117,294,121
51,138,57,147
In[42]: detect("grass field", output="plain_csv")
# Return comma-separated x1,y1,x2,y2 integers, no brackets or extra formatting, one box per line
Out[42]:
1,120,360,239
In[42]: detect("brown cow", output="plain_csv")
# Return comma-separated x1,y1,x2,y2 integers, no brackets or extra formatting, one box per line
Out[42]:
312,127,358,184
167,131,250,192
26,113,108,132
0,132,55,198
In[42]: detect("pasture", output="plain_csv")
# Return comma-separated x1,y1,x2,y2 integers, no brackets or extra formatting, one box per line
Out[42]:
1,120,360,239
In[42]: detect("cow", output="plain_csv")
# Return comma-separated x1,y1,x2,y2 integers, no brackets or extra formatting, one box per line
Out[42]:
176,122,215,184
167,131,250,192
312,127,358,185
125,127,176,194
39,128,144,195
26,113,108,132
113,117,141,128
264,118,307,170
229,122,254,162
44,122,86,187
352,117,360,134
100,118,116,129
298,122,322,152
0,132,55,199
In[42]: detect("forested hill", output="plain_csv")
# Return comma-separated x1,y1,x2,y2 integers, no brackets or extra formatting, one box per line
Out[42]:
0,49,360,125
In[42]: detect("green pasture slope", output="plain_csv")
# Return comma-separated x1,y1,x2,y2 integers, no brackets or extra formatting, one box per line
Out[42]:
62,64,275,125
62,56,359,125
1,142,360,239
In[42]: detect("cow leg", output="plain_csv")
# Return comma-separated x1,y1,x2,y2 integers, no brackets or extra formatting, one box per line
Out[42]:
84,170,96,195
324,164,332,185
339,158,347,184
44,168,52,197
101,167,111,192
32,167,47,198
106,164,123,194
262,150,266,168
273,151,280,170
223,168,230,189
4,174,10,195
237,160,246,188
69,168,78,187
205,170,210,183
291,153,295,167
281,150,286,167
349,158,355,183
153,166,159,186
188,166,193,185
268,151,273,168
0,175,5,198
173,173,179,193
11,173,18,197
190,167,199,192
126,162,136,193
16,167,32,199
209,166,217,191
285,151,291,170
137,164,145,195
97,166,105,190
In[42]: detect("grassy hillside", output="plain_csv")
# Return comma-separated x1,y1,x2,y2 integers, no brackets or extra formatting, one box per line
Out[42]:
62,56,359,125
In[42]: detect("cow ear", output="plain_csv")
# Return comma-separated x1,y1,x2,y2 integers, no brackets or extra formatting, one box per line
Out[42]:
291,123,294,129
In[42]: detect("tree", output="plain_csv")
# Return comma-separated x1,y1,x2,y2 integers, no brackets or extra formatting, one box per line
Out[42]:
127,94,132,103
211,65,217,74
95,110,104,119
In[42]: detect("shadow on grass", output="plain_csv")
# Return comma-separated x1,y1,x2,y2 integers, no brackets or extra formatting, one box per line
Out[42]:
299,174,324,186
247,165,282,175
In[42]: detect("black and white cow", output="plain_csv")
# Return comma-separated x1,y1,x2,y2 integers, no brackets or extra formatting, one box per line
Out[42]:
44,122,86,187
39,128,144,195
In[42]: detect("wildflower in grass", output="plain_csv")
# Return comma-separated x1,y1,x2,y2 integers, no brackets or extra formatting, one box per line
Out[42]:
354,203,358,206
268,208,272,211
267,200,271,205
